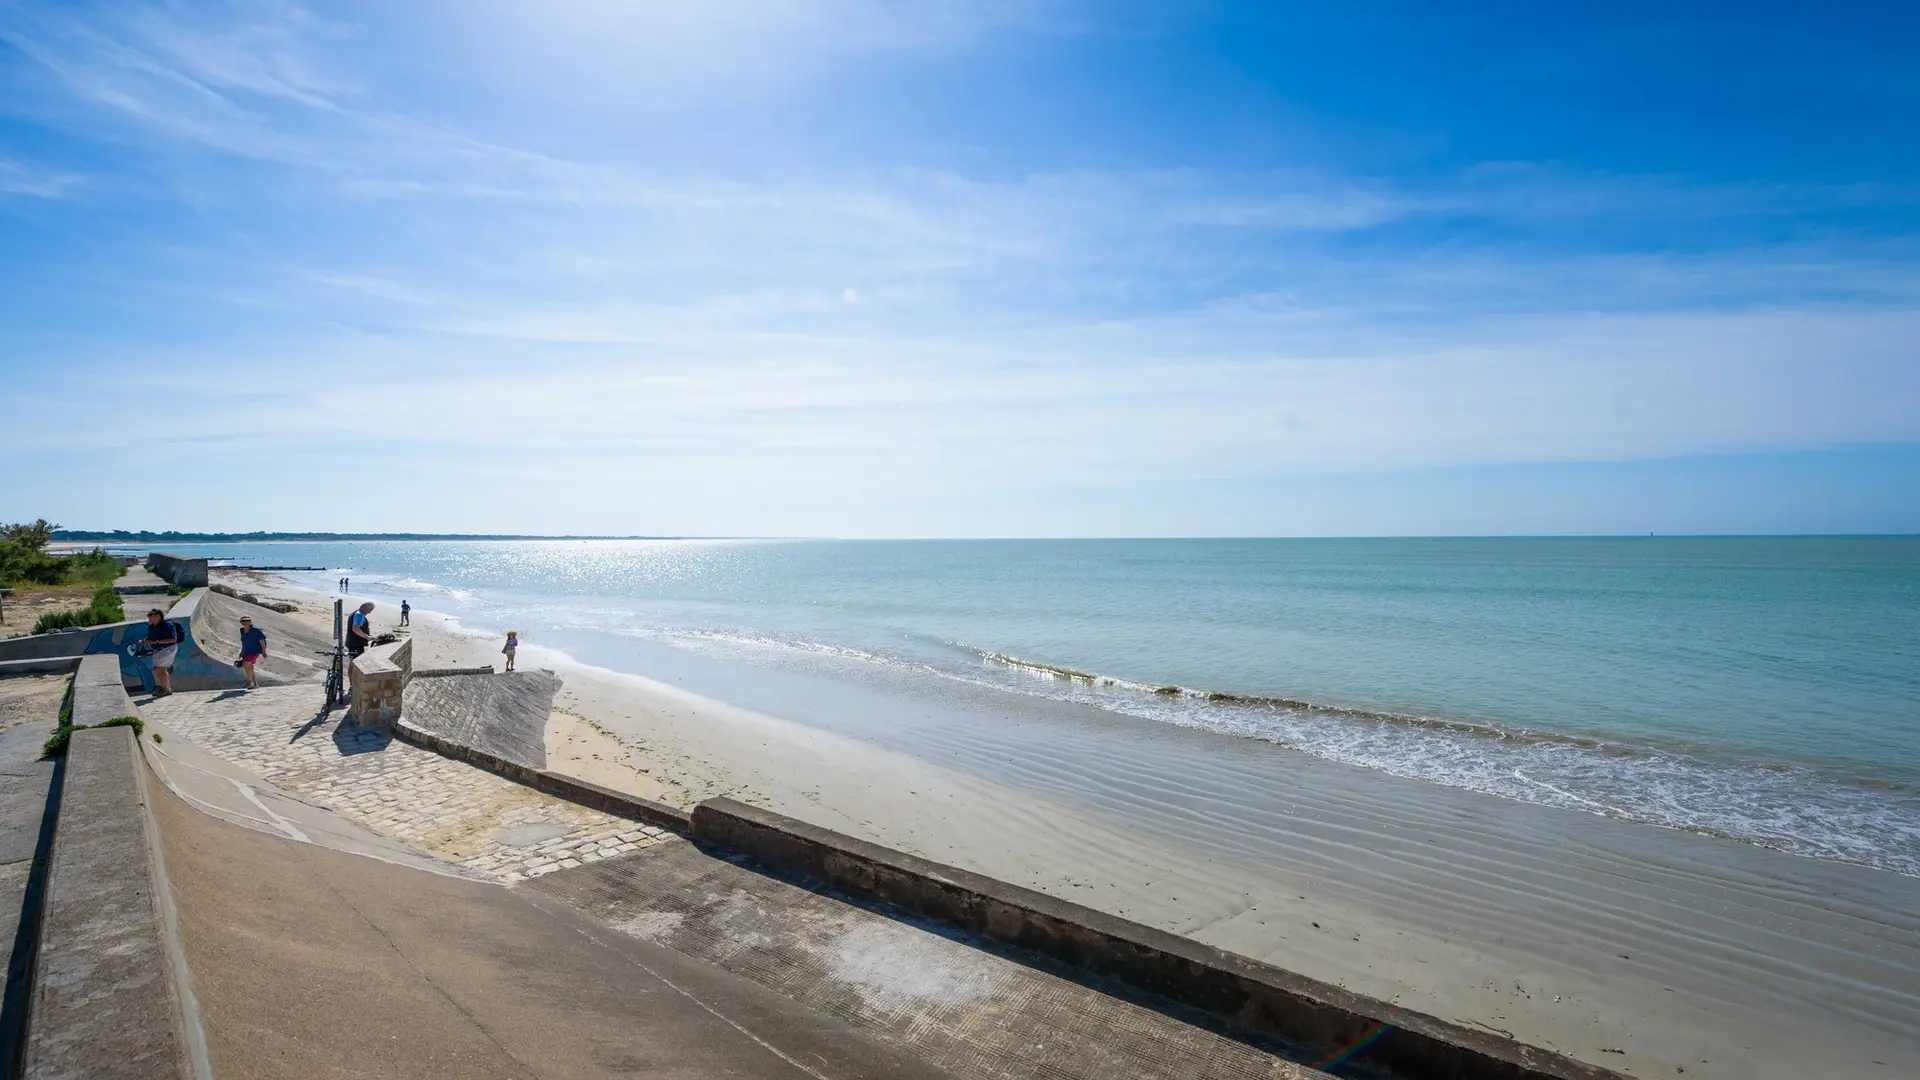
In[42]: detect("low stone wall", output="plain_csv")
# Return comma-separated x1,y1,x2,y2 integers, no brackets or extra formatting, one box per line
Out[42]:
0,657,83,678
25,718,201,1078
146,553,208,589
71,653,135,724
348,638,412,728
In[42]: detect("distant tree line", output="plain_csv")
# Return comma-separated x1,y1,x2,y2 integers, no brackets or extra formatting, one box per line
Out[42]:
53,530,672,542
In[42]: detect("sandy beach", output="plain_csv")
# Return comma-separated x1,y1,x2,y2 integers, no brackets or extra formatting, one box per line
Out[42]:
223,570,1920,1080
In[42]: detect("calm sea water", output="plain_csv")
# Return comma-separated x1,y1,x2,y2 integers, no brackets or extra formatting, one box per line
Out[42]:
154,537,1920,874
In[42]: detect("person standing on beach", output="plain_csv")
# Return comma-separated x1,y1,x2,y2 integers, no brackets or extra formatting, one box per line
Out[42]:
347,602,375,657
143,608,179,697
237,615,267,690
501,630,518,672
399,600,410,627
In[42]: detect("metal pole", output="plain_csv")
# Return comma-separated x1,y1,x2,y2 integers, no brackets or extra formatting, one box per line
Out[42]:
331,598,345,706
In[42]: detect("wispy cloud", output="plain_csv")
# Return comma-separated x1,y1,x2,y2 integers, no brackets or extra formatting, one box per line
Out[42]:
0,156,80,196
1,0,1915,534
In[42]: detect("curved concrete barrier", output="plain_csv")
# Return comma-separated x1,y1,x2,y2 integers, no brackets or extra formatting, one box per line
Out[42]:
190,589,331,687
0,590,249,693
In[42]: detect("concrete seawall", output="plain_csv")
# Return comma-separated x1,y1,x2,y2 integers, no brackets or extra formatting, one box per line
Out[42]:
25,656,203,1079
387,702,1623,1080
146,554,208,590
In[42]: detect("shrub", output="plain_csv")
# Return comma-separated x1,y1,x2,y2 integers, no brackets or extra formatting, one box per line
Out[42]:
63,550,123,590
30,586,125,635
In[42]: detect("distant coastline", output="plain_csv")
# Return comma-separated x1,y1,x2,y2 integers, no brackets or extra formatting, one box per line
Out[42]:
52,530,702,543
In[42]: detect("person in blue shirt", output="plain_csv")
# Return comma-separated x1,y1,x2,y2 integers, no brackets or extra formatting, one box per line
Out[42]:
237,615,267,690
347,602,375,657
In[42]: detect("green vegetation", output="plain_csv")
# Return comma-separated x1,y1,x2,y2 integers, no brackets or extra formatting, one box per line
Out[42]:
63,550,124,589
31,585,125,634
3,519,128,633
0,519,66,587
55,529,670,542
42,714,145,759
44,714,146,757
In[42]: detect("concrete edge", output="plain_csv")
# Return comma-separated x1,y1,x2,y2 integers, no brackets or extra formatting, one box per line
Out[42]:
410,666,498,678
0,658,81,678
24,725,206,1080
690,797,1630,1080
392,720,693,833
129,729,214,1080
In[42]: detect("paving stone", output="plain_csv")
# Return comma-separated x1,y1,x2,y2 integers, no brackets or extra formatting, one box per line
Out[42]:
138,685,677,882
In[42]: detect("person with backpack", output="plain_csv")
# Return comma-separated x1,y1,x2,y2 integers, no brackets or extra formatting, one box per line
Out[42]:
399,600,410,627
347,602,376,657
143,607,182,697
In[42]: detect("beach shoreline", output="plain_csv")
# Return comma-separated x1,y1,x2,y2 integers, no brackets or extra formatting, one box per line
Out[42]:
218,568,1920,1080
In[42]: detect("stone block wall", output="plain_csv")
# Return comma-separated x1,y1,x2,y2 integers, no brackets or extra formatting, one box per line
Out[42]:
146,552,209,588
348,638,412,729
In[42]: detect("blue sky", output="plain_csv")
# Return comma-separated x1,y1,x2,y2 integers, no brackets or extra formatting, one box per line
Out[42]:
1,0,1916,537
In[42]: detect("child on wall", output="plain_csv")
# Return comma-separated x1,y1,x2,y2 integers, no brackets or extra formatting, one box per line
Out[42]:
501,630,518,672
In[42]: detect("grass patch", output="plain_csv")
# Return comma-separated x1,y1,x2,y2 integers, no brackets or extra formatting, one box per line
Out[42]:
42,714,145,759
31,584,125,635
62,550,123,590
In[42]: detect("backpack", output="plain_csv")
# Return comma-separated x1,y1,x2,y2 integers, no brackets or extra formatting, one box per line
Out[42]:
172,621,188,647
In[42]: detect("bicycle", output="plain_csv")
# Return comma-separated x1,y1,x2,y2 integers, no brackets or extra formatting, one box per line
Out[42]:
316,648,346,708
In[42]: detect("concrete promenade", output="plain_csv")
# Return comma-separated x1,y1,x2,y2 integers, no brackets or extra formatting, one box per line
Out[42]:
123,682,1340,1079
151,776,949,1080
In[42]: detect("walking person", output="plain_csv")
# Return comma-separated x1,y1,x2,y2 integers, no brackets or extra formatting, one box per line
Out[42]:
347,602,375,657
237,615,267,690
399,600,410,627
143,608,180,697
501,630,519,672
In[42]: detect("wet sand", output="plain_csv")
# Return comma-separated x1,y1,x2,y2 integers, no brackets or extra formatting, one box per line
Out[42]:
228,573,1920,1080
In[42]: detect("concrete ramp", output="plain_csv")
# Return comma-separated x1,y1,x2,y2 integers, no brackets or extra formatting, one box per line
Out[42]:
530,838,1331,1080
403,670,555,771
190,589,331,686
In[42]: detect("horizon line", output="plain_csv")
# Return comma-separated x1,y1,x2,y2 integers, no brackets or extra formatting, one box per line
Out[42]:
49,531,1920,543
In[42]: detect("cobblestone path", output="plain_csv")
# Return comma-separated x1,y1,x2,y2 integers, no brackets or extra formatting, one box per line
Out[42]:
141,685,675,882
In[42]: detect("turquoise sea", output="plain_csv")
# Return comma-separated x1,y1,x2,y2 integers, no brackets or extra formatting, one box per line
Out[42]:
153,537,1920,875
